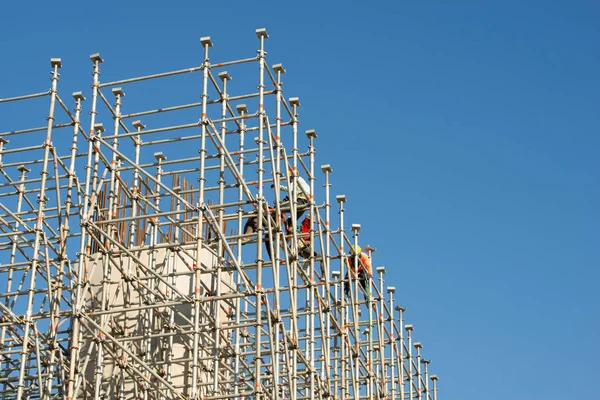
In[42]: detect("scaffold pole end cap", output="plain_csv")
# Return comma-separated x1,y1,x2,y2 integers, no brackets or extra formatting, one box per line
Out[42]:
414,342,423,349
236,104,248,114
93,123,105,133
320,164,332,173
111,87,125,97
72,91,86,101
430,374,439,381
306,129,317,139
17,165,31,173
154,152,166,161
351,223,361,232
218,71,232,81
387,286,396,293
336,194,346,203
200,37,213,47
289,97,300,107
272,63,285,73
90,53,104,63
256,28,269,39
132,120,146,130
50,58,62,68
405,324,414,331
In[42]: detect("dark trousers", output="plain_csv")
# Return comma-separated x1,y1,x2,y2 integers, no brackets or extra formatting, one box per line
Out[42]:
243,216,274,260
279,197,310,227
344,269,370,299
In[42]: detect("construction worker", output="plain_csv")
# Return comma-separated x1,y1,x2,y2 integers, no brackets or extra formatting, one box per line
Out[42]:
241,209,280,260
344,245,372,299
275,169,311,226
297,214,320,260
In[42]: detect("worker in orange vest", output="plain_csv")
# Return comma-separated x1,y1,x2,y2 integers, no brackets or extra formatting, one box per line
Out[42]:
344,245,372,299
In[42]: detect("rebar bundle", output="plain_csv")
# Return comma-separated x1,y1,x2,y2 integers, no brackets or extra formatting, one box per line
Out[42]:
0,29,439,400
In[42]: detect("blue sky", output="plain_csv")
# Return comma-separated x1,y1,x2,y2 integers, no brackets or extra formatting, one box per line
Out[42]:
2,1,599,399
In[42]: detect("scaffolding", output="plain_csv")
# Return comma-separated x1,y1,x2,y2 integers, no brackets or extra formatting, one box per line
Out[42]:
0,29,439,400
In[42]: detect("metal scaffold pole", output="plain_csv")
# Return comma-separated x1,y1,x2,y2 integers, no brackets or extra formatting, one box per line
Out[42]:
0,29,439,400
15,58,61,400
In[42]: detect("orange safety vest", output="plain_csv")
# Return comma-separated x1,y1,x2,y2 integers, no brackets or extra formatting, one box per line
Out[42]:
346,253,372,276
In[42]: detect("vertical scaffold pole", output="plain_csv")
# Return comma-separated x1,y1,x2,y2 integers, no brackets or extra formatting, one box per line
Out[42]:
234,103,247,400
110,87,125,400
167,183,182,393
331,269,341,396
272,64,285,190
193,35,213,400
351,223,363,400
271,65,285,394
336,194,347,399
288,96,300,400
414,342,423,400
305,129,317,400
68,54,102,400
148,151,166,397
405,324,414,400
55,99,84,385
16,57,61,400
255,27,269,400
365,257,375,400
288,97,300,255
63,91,84,252
376,266,387,396
128,121,145,250
387,287,397,400
430,375,439,400
214,70,232,395
397,306,406,400
69,55,101,400
422,359,431,400
320,164,333,384
92,121,107,400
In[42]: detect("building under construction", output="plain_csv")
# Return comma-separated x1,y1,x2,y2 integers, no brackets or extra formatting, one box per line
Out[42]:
0,29,439,400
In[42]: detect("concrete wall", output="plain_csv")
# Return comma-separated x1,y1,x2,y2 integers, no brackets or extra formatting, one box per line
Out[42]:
78,245,232,398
